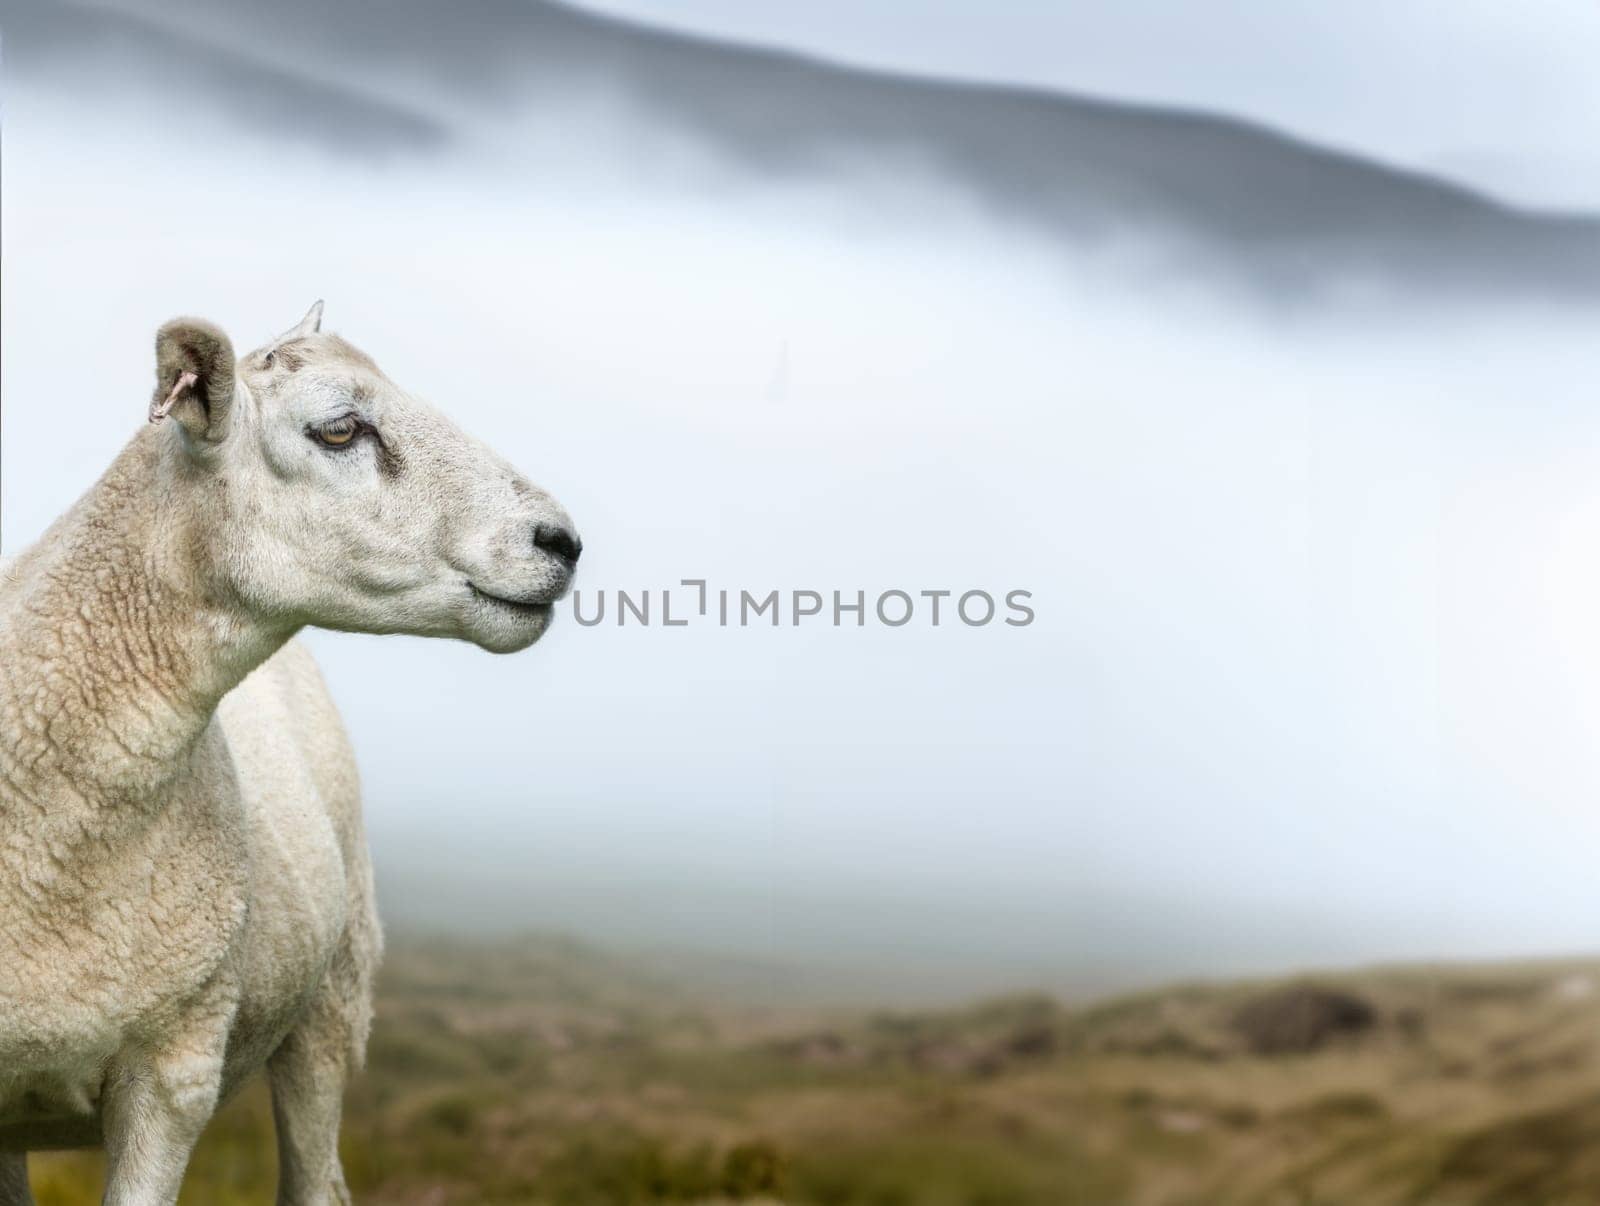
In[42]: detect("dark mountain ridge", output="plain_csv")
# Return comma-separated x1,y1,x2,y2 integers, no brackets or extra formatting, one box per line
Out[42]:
10,0,1600,299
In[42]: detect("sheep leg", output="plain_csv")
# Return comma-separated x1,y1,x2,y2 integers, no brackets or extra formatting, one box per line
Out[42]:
99,1039,227,1206
269,1005,354,1206
0,1154,33,1206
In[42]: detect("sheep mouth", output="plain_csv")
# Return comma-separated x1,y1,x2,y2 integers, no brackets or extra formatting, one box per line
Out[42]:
468,583,553,616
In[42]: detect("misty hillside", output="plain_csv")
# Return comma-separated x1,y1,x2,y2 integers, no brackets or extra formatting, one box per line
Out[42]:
10,0,1600,300
31,934,1600,1203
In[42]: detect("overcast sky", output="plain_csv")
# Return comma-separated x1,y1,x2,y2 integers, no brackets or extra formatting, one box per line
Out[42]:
574,0,1600,211
8,1,1600,1000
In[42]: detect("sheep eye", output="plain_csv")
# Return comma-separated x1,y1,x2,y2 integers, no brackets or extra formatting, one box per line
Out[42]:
312,416,359,447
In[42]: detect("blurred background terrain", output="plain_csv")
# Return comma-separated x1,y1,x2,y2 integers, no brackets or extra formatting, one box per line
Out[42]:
8,1,1600,1199
32,935,1600,1204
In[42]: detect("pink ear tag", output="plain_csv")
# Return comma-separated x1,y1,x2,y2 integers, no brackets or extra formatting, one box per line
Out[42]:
150,370,199,424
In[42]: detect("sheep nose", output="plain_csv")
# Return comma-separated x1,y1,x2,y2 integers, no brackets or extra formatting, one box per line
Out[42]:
534,522,582,566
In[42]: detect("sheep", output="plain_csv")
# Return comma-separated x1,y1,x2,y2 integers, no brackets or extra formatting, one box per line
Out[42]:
0,304,580,1205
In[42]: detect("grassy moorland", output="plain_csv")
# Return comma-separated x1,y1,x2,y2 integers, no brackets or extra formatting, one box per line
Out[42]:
28,935,1600,1204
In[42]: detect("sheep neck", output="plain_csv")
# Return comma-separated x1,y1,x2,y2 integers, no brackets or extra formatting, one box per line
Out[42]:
0,431,288,811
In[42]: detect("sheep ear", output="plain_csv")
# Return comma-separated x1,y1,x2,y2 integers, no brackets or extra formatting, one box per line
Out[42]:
279,299,323,343
150,318,237,443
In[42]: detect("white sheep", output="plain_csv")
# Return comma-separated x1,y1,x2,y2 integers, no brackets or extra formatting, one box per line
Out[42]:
0,304,580,1205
